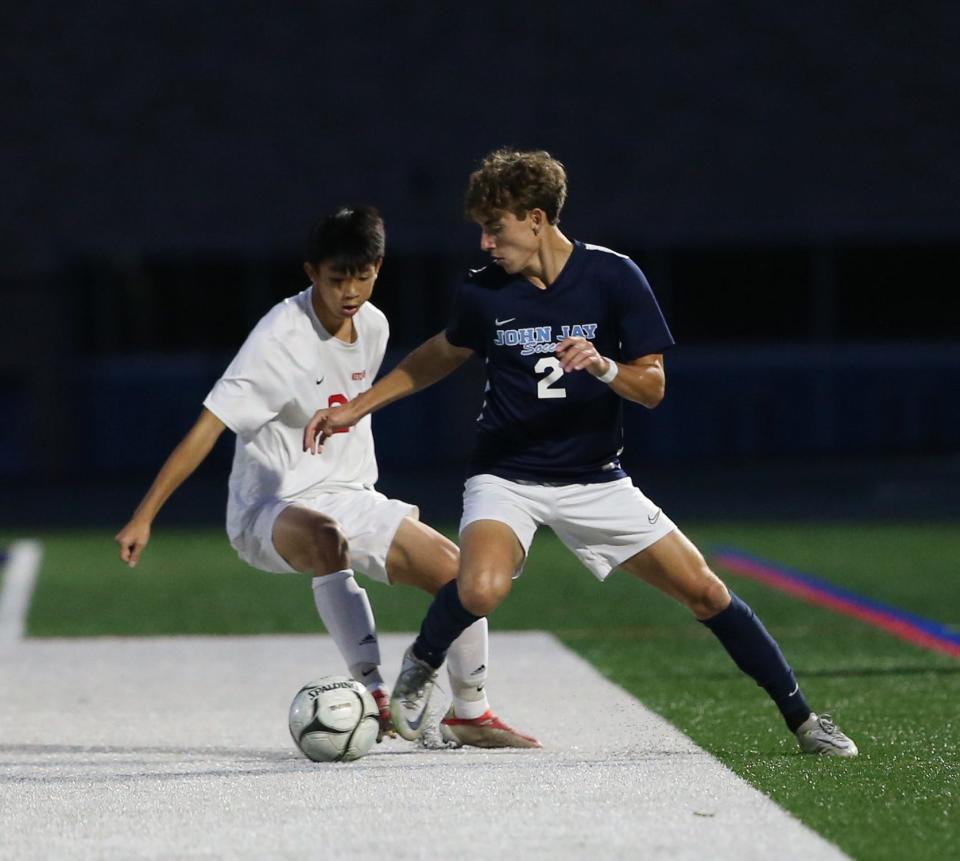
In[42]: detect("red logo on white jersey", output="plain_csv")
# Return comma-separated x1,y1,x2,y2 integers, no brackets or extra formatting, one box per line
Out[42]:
352,370,367,381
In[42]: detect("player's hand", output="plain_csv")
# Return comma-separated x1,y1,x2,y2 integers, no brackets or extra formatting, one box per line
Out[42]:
555,337,608,376
303,404,358,454
115,519,151,568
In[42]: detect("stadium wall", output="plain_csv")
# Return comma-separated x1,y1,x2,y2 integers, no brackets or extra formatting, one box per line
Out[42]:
4,345,955,483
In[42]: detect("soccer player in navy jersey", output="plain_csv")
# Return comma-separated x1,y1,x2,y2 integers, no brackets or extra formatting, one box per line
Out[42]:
304,149,858,756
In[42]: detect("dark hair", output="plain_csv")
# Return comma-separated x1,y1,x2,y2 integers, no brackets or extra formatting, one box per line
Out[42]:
464,149,568,224
305,206,385,270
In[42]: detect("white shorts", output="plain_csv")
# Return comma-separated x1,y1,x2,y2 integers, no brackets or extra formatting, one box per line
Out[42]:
231,488,417,583
460,474,676,581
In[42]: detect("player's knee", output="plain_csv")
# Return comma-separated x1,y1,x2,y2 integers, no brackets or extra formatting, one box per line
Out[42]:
688,571,730,620
458,571,511,616
306,517,349,572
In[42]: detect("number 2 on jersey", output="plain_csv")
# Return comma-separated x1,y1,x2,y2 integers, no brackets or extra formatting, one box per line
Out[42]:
327,394,350,433
535,357,567,399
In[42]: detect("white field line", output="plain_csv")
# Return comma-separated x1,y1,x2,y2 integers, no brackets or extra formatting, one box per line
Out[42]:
0,633,850,860
0,540,42,646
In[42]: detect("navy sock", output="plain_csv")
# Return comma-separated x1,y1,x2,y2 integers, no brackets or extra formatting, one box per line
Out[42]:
412,580,482,669
700,591,811,732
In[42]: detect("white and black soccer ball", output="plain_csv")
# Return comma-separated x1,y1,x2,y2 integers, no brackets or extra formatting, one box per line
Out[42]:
288,676,380,763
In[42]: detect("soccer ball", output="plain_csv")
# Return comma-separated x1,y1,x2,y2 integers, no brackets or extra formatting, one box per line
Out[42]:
288,676,380,763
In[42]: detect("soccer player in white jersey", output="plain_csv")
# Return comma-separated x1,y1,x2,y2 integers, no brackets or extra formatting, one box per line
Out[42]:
115,206,539,749
304,154,858,757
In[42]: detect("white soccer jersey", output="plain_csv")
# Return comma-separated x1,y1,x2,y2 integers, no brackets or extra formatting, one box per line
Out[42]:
203,286,389,541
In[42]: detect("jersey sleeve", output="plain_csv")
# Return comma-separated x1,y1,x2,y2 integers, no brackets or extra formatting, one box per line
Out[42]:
445,281,485,354
613,259,675,360
203,325,291,437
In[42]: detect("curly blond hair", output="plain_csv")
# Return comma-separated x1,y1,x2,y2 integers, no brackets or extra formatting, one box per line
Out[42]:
464,148,568,224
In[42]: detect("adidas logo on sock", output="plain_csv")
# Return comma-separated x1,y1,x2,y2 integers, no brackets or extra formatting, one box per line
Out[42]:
358,634,378,646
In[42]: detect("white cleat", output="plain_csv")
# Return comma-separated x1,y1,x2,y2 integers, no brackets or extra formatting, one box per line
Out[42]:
391,646,439,741
795,713,858,757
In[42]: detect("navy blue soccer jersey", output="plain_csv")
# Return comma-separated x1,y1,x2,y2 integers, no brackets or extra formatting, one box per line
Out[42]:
446,241,675,483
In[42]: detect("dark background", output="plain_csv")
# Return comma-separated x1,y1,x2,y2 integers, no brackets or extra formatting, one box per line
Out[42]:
2,2,958,527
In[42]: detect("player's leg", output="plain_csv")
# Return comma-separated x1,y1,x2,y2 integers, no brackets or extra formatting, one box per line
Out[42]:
620,530,857,756
385,518,540,748
386,518,490,716
618,529,731,618
392,520,525,740
550,479,856,756
411,519,523,663
271,504,390,728
620,529,807,719
392,475,541,740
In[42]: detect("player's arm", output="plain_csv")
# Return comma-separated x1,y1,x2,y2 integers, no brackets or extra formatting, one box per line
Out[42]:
605,353,666,408
304,331,473,453
115,408,227,568
555,338,666,408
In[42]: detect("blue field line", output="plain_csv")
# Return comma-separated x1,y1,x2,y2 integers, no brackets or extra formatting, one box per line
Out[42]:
712,545,960,645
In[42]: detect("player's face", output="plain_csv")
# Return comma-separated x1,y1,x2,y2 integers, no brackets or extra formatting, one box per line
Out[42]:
478,211,541,274
304,260,381,328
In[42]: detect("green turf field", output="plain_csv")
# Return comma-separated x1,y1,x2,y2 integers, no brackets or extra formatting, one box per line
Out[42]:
5,523,959,861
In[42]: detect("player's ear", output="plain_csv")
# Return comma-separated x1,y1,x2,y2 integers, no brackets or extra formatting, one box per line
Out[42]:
530,209,544,235
373,257,384,276
304,262,318,282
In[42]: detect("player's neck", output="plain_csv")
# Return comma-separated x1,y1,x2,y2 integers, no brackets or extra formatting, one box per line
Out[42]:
522,228,574,290
312,294,357,343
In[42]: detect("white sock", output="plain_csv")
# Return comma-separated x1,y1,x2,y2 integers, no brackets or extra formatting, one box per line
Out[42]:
446,617,490,719
312,570,384,690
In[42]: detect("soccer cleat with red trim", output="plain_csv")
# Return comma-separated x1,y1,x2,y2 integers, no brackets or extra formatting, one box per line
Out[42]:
440,707,542,749
370,687,395,742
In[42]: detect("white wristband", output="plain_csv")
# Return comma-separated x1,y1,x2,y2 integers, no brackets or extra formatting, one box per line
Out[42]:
596,358,619,384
